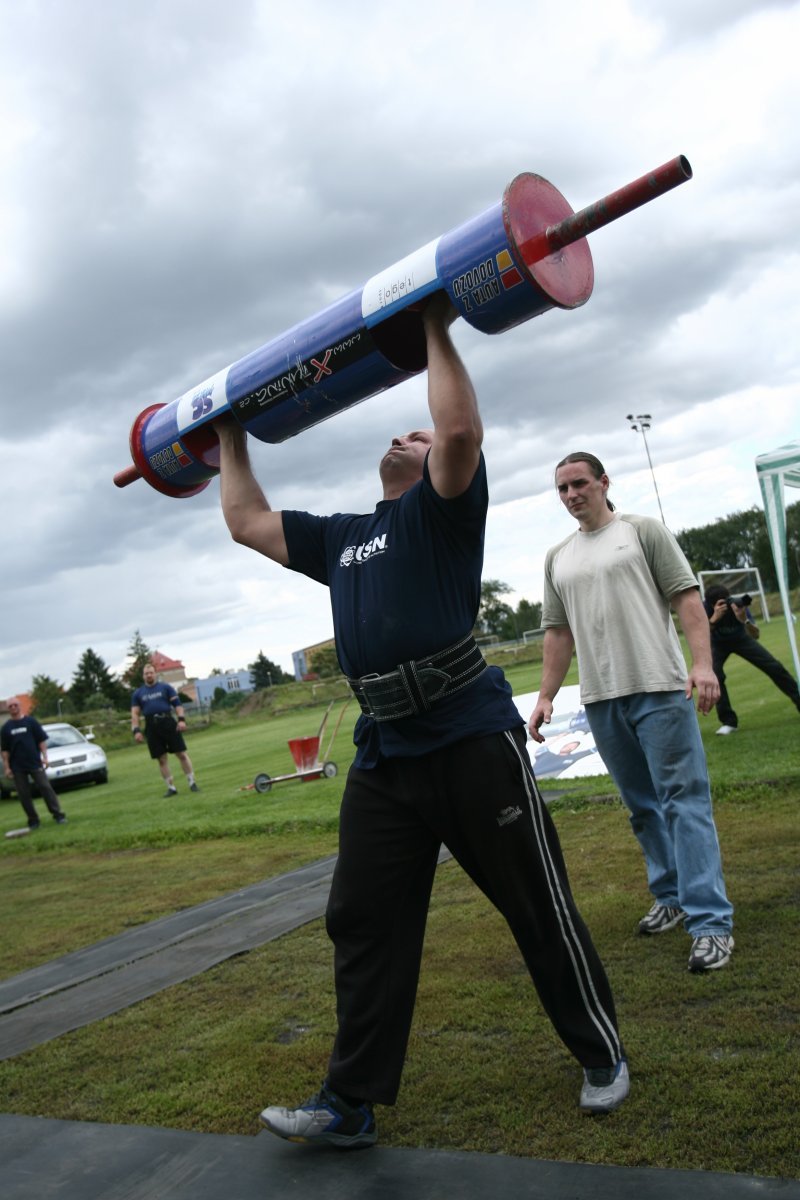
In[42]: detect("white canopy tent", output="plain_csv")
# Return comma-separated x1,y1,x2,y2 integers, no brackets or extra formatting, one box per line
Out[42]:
755,439,800,680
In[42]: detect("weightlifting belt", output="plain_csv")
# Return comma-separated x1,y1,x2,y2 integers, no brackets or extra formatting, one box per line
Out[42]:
347,634,487,722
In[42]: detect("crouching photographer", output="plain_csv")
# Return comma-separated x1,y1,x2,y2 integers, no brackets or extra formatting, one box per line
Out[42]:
704,584,800,734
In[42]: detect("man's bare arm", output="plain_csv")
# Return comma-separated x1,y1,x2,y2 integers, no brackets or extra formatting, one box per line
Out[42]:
130,704,144,743
423,294,483,499
671,587,720,714
528,626,575,742
216,420,289,565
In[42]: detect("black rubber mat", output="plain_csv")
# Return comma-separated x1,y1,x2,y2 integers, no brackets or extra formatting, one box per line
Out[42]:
0,857,339,1060
1,1115,796,1200
0,849,452,1060
0,855,338,1015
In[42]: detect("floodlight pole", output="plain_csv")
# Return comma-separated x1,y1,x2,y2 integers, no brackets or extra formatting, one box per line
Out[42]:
626,413,666,524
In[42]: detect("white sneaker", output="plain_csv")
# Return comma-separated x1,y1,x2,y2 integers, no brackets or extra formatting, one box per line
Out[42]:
688,934,734,972
715,725,737,736
260,1083,376,1147
580,1058,630,1114
638,902,686,935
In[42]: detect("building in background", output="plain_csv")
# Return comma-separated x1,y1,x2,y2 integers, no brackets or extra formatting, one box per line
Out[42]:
194,670,255,707
149,651,188,690
0,694,33,719
292,638,336,682
147,651,198,703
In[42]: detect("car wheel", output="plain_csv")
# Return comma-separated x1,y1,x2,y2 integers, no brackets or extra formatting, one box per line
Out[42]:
95,769,109,785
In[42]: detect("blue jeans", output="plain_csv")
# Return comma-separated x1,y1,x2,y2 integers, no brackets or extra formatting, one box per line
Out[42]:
585,690,733,937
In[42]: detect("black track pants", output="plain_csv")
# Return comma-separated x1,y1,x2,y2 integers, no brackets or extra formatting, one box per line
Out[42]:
713,629,800,728
325,727,622,1105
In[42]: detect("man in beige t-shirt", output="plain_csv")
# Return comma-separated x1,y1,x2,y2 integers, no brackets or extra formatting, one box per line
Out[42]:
529,452,734,974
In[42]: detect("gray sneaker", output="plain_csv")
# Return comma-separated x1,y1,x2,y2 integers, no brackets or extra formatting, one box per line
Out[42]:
688,934,734,972
580,1058,630,1114
638,902,686,935
260,1083,376,1148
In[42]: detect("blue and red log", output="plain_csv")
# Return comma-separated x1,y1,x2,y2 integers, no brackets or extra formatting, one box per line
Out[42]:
114,155,691,498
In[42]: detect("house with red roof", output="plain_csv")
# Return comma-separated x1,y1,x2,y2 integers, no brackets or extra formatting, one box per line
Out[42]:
148,652,196,701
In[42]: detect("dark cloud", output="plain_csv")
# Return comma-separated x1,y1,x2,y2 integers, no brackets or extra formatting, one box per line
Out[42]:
2,0,798,693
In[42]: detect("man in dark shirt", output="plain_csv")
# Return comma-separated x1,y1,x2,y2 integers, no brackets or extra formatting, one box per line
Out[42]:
216,295,628,1146
130,663,199,797
1,698,66,829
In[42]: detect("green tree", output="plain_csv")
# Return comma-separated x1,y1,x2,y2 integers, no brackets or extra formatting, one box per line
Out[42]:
492,596,543,643
69,649,127,712
787,500,800,586
676,501,800,592
676,508,765,576
515,598,542,636
121,630,154,689
309,645,342,679
476,579,515,638
30,674,67,718
249,650,291,689
754,499,800,591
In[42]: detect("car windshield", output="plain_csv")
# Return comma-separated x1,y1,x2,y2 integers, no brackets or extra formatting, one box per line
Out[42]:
44,727,86,748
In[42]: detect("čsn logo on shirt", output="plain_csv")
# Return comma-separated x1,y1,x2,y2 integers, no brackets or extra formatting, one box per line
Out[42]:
339,534,388,568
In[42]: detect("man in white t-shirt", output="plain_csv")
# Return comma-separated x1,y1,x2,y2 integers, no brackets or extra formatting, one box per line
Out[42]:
528,452,734,973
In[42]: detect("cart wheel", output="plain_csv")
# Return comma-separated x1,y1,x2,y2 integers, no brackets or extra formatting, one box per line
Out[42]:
322,761,338,778
254,773,273,794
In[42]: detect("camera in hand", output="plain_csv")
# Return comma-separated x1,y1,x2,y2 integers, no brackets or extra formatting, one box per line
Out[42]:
725,593,752,609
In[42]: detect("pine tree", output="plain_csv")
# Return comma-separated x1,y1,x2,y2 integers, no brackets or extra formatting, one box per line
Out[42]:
249,650,291,689
121,630,154,689
69,649,127,711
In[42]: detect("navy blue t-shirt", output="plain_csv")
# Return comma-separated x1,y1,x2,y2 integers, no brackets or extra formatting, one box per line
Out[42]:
131,681,179,717
1,716,48,771
282,452,521,766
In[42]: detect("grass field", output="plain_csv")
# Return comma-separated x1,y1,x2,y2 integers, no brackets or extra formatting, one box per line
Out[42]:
1,624,799,1177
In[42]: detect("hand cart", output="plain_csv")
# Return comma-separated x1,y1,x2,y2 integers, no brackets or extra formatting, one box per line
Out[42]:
251,698,352,794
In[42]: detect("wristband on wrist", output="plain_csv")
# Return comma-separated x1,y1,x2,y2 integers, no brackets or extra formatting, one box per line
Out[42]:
132,727,141,736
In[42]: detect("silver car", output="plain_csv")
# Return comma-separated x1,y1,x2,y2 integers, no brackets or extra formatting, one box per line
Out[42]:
0,723,109,798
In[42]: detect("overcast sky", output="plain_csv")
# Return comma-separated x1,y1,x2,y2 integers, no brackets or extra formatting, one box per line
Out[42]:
2,0,798,697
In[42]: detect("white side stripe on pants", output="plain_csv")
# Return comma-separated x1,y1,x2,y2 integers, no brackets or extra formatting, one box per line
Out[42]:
503,730,621,1063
